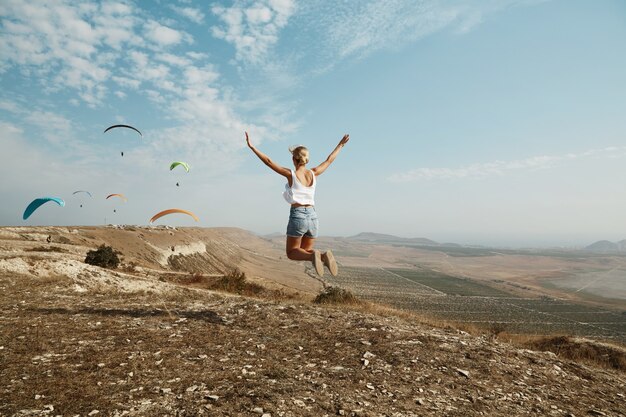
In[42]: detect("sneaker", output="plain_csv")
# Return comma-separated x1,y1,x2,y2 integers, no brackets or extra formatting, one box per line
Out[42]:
322,250,338,276
312,250,324,276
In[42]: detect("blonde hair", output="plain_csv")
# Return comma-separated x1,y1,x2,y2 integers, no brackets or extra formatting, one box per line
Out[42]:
289,145,309,166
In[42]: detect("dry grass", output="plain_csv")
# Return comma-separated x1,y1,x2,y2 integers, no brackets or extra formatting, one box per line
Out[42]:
501,334,626,371
25,245,68,253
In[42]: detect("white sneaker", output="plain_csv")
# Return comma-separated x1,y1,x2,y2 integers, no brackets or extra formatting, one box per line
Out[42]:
312,250,324,276
322,250,338,276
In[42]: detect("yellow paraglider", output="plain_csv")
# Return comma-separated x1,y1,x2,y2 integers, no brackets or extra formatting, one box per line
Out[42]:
149,209,199,224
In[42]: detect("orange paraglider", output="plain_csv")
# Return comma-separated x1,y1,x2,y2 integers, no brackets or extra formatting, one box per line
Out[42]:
106,193,128,202
149,209,199,224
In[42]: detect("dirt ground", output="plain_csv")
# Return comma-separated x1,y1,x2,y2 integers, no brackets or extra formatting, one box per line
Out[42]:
1,272,625,416
1,227,625,416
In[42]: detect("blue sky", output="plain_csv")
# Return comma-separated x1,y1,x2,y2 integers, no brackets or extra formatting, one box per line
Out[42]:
1,0,625,247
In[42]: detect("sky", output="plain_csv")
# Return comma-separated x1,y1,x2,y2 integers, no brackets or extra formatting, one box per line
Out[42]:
1,0,625,248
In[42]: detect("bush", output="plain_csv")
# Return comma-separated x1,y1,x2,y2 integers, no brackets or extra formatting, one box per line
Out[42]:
314,286,361,305
208,268,264,296
85,245,120,269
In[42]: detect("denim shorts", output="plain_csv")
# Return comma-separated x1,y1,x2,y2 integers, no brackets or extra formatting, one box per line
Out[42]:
286,206,318,238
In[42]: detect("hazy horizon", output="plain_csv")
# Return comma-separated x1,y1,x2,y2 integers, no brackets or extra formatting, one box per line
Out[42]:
1,0,625,248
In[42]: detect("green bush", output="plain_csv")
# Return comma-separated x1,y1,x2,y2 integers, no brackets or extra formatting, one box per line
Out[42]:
85,245,120,269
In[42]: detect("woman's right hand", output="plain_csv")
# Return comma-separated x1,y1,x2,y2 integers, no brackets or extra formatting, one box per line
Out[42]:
339,134,350,146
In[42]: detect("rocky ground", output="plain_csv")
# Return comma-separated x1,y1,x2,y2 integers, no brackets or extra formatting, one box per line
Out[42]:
1,271,625,417
0,227,625,416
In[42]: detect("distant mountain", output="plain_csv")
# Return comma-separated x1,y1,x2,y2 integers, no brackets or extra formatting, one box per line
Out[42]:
347,232,439,246
584,240,626,253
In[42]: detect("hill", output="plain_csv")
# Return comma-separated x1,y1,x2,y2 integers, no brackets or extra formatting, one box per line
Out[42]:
1,226,625,416
585,240,625,253
348,232,439,246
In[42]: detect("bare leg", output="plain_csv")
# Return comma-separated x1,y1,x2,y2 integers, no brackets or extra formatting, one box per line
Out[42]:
300,236,316,254
286,236,314,261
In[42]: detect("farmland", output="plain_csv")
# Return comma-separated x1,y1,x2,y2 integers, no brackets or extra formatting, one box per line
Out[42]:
326,266,626,343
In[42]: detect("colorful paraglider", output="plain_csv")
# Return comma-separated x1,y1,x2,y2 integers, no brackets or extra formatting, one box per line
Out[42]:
169,161,190,172
23,197,65,220
106,193,127,213
149,209,199,224
170,161,190,187
106,193,127,201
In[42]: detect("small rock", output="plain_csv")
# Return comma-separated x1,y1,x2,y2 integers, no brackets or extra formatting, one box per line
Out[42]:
252,407,264,414
43,405,54,412
293,399,305,407
588,411,606,417
366,383,375,390
261,414,271,417
360,340,372,346
361,359,369,367
338,410,346,416
97,363,105,368
415,398,425,405
206,394,219,401
88,410,99,416
35,394,43,400
155,359,163,365
363,351,375,359
456,368,470,378
160,388,172,394
186,385,198,392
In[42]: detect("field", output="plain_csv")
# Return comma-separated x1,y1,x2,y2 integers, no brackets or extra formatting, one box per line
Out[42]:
326,266,626,343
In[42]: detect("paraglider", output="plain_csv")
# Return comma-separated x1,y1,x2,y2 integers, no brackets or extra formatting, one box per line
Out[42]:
73,190,92,208
170,161,190,187
73,191,92,197
106,193,126,213
104,124,142,157
149,209,199,224
106,193,127,201
169,161,190,172
23,197,65,220
104,124,143,137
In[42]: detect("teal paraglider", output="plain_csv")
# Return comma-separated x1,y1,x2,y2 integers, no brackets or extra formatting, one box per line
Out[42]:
23,197,65,220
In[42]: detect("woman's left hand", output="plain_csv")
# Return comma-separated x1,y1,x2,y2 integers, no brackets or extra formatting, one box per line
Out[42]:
245,131,253,149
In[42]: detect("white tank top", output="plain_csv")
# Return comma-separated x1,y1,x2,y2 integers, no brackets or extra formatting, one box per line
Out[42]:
283,169,316,205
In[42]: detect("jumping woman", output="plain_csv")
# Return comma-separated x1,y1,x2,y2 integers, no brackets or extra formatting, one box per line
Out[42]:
245,131,350,276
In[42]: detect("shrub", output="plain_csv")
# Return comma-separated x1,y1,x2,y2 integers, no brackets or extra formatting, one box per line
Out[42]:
524,336,626,371
314,286,361,305
208,268,264,296
85,245,120,269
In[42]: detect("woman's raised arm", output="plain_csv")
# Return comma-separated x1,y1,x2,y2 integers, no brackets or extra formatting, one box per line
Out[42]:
312,134,350,176
246,132,291,178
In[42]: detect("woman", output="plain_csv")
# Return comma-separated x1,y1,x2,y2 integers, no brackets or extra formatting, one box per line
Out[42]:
246,131,350,277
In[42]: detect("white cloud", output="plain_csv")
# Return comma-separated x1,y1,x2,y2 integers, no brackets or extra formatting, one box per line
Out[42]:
155,52,192,67
292,0,545,72
170,5,205,24
389,147,626,182
0,0,141,105
144,20,190,47
211,0,296,63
